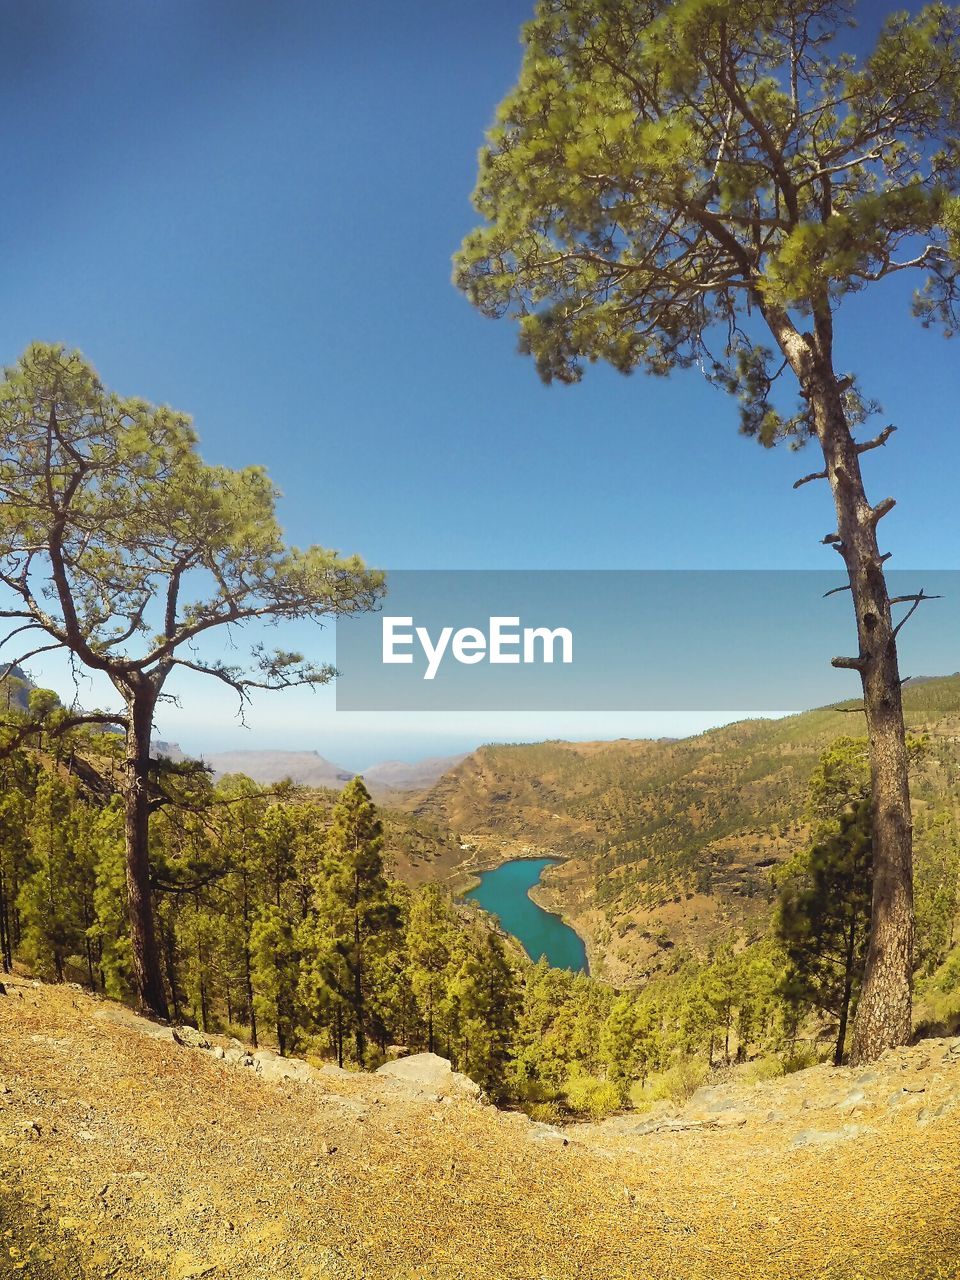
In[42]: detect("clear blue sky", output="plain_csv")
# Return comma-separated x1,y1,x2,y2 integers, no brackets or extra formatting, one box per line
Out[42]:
2,1,958,768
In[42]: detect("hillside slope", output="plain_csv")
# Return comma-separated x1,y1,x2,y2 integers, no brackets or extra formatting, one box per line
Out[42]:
415,676,960,983
2,978,959,1280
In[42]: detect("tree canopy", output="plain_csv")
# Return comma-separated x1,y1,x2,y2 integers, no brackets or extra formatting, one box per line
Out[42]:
455,0,960,1062
0,343,384,1017
456,0,960,438
0,342,383,706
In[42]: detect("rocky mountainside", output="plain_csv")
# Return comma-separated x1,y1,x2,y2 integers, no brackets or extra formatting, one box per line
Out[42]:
0,665,33,713
201,749,356,791
162,748,466,801
413,675,960,984
1,977,957,1279
359,753,469,798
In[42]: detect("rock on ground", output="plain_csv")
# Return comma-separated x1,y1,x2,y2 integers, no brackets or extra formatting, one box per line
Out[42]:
374,1051,482,1101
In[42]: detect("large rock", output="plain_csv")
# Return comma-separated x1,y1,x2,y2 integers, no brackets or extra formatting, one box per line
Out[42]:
375,1052,481,1101
791,1123,874,1148
252,1049,320,1086
172,1025,211,1050
224,1038,253,1067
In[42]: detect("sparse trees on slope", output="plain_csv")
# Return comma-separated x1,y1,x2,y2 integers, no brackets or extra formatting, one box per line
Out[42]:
0,343,383,1018
456,0,960,1062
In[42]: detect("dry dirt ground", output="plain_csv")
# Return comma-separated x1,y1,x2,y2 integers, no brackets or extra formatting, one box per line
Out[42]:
1,977,959,1280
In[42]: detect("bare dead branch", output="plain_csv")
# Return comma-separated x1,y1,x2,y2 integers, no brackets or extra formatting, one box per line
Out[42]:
892,589,941,639
832,655,867,671
869,497,896,525
794,467,828,489
0,642,66,681
856,424,897,456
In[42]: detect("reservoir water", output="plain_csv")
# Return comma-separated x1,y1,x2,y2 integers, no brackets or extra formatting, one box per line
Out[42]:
464,857,588,973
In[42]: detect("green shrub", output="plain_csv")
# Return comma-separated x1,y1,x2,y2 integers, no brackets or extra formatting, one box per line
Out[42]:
526,1101,566,1125
780,1044,822,1074
741,1053,786,1084
645,1057,710,1104
564,1074,624,1119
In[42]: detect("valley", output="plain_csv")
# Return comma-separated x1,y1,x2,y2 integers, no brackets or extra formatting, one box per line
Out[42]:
403,675,960,987
147,676,960,994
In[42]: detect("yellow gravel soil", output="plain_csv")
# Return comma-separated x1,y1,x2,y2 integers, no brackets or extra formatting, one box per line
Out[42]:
1,978,958,1280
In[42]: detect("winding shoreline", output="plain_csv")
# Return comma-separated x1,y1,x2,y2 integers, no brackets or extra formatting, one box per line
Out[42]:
456,852,591,974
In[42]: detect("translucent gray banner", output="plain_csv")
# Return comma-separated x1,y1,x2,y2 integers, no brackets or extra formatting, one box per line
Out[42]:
334,570,958,711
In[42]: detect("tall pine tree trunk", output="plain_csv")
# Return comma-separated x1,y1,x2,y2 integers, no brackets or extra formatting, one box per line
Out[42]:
810,377,913,1064
163,921,182,1022
835,918,858,1067
123,684,169,1020
0,866,11,971
763,304,914,1063
353,912,365,1068
242,878,258,1048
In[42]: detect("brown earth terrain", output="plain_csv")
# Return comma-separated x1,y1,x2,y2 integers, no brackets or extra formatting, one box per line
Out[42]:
2,977,959,1280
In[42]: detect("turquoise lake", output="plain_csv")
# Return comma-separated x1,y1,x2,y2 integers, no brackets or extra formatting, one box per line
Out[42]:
464,857,588,973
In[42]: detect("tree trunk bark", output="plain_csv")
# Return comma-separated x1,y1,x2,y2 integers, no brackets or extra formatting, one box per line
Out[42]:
242,877,258,1048
353,912,365,1068
809,377,913,1064
761,302,914,1065
0,867,11,972
123,685,169,1020
163,920,182,1022
835,918,858,1066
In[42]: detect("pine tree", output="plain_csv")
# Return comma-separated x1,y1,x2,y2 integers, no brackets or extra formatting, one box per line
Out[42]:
602,993,660,1086
456,0,960,1062
0,343,382,1018
216,776,273,1045
446,929,519,1098
405,884,455,1053
17,774,88,981
250,905,300,1056
777,800,873,1065
0,749,38,971
89,799,131,998
306,778,397,1068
